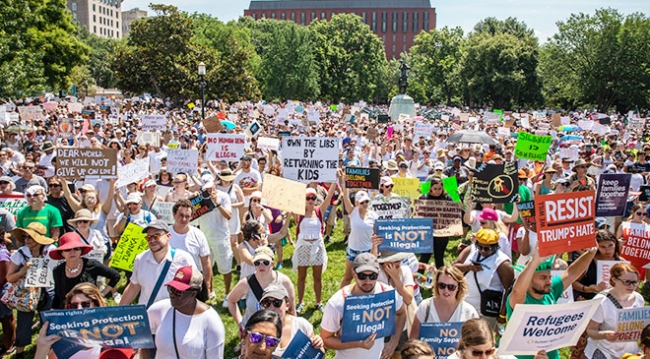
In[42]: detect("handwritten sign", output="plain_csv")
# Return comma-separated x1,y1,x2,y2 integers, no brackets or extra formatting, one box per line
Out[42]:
393,178,421,198
205,134,246,161
414,122,433,139
0,194,28,218
376,218,433,253
116,159,150,188
517,201,537,232
414,200,463,237
615,306,650,341
370,196,411,219
596,174,631,217
167,149,198,175
281,137,339,183
141,115,167,131
471,162,519,203
151,202,174,224
261,174,306,216
257,137,280,151
17,106,42,121
110,223,149,272
345,167,380,190
341,290,396,342
55,148,118,179
25,258,61,287
67,102,83,113
419,322,462,358
281,329,324,359
136,132,160,146
514,132,551,161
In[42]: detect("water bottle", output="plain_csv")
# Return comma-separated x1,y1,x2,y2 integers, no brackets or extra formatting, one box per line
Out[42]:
424,269,434,289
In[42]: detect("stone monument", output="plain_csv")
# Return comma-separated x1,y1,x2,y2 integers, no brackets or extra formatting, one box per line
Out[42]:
388,59,416,121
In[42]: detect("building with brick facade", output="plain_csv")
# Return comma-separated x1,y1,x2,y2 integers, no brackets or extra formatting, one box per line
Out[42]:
67,0,123,39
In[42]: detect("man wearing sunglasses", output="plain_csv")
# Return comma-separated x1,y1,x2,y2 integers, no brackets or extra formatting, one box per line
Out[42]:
321,253,406,359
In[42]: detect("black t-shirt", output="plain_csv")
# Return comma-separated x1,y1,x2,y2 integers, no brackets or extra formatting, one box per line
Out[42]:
52,258,121,309
47,195,74,233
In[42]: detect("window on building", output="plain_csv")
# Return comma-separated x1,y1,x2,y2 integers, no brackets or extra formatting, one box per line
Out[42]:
110,9,113,16
281,12,286,20
403,45,406,52
261,12,266,18
117,31,119,37
71,2,76,11
392,12,398,32
116,21,119,28
381,12,387,33
393,34,396,42
93,15,96,22
382,35,386,42
93,26,96,33
423,12,429,30
413,12,419,33
371,12,376,32
73,13,77,20
92,4,95,11
403,12,408,33
291,12,295,21
321,12,325,20
392,44,396,52
361,12,366,24
301,12,305,25
270,12,276,19
252,13,257,20
311,12,315,21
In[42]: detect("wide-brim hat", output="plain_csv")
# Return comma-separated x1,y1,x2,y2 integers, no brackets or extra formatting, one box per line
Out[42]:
14,222,54,245
377,250,410,263
49,232,92,260
383,160,398,171
572,159,592,171
41,141,54,152
218,169,237,182
67,208,99,227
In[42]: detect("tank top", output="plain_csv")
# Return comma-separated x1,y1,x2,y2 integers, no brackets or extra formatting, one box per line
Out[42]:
242,271,283,327
241,241,256,278
463,246,510,311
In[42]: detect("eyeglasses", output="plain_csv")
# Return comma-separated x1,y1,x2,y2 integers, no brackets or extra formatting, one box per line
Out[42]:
146,232,167,241
260,298,284,309
67,300,92,309
247,331,281,348
437,282,458,291
357,272,378,280
254,260,271,267
615,277,639,287
48,184,61,188
62,247,83,252
475,243,495,252
468,348,496,357
306,196,317,201
399,165,409,169
0,182,9,185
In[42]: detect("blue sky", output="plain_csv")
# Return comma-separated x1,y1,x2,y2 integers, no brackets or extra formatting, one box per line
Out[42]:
121,0,649,42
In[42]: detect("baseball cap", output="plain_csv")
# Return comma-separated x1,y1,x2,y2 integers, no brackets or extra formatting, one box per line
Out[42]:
353,253,379,274
125,193,142,204
261,284,289,301
141,221,169,233
476,208,499,222
253,246,274,263
355,191,370,204
166,266,203,291
380,176,394,186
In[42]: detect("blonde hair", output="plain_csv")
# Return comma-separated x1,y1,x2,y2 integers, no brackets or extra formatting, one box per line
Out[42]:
64,283,106,308
400,339,434,359
434,266,468,301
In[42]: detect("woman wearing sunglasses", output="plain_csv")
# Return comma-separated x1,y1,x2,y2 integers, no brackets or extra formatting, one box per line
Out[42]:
410,266,478,340
616,204,649,242
49,232,120,309
258,284,324,357
239,310,283,359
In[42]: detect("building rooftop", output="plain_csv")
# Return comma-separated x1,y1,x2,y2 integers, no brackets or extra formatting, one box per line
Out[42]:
248,0,432,10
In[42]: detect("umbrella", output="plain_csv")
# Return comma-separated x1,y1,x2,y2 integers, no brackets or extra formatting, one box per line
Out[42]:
561,135,584,142
557,125,580,132
447,130,497,145
4,125,35,133
413,116,424,121
221,120,236,130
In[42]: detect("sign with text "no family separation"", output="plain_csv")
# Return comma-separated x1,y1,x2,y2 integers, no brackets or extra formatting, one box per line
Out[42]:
376,218,433,253
282,137,339,183
55,148,118,179
419,322,462,358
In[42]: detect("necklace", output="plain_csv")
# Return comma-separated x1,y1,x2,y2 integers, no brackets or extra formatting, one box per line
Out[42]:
66,262,82,274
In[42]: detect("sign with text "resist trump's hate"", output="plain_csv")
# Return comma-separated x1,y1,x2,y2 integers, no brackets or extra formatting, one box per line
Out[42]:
535,190,596,256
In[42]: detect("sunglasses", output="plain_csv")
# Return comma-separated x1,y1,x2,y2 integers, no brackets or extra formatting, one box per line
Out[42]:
399,165,409,169
146,232,166,241
247,331,280,348
63,247,83,252
437,282,458,291
78,189,87,193
558,183,568,186
254,260,271,267
383,185,394,189
479,221,488,225
615,277,639,287
23,166,34,170
637,212,645,216
67,300,92,309
468,348,496,357
48,184,61,188
0,182,9,185
260,298,284,309
475,243,494,252
76,220,90,224
26,193,42,198
173,181,184,184
306,196,317,201
357,272,378,280
360,200,369,205
167,286,193,297
251,199,261,203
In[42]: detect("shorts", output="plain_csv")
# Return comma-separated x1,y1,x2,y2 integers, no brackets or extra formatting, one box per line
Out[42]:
209,238,233,274
346,247,370,262
325,205,337,226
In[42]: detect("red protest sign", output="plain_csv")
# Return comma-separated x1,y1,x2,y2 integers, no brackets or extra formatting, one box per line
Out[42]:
535,190,596,256
620,222,650,275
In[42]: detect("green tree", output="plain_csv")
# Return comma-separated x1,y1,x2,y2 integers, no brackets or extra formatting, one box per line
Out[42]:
75,26,120,89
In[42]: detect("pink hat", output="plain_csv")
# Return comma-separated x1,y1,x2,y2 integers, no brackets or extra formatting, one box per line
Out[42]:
476,208,499,222
49,232,93,260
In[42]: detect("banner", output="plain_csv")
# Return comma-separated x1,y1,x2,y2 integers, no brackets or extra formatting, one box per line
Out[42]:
25,257,61,287
257,137,280,151
596,173,631,217
393,178,421,198
615,306,650,341
517,201,537,232
40,305,154,359
189,191,215,221
341,290,396,342
620,222,650,273
116,159,150,188
281,137,339,182
596,260,629,286
0,194,27,218
419,322,462,358
535,191,596,256
345,167,380,190
514,132,552,161
498,298,603,355
376,218,433,253
55,148,118,179
110,223,148,272
205,134,246,161
281,329,324,359
414,200,463,237
471,162,519,203
141,114,167,131
370,196,410,219
167,149,198,175
261,174,306,216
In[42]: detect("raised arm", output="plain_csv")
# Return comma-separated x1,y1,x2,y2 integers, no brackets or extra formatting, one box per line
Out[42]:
101,179,116,216
60,178,82,212
319,183,337,214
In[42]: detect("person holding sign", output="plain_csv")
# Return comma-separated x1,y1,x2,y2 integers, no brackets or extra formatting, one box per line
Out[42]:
568,159,596,192
59,178,115,242
420,177,454,269
165,173,200,203
572,230,621,301
585,263,645,359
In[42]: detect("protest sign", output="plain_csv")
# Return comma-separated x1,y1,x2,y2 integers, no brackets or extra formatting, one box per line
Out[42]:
498,298,603,356
497,127,511,137
535,190,596,256
376,218,434,253
203,115,224,133
393,178,421,198
640,186,650,202
615,306,650,341
419,322,462,358
341,290,396,342
55,148,117,179
370,196,411,219
345,167,380,190
151,202,174,224
67,102,83,113
281,329,324,359
43,101,58,113
517,201,537,232
257,137,280,151
41,305,154,359
596,173,631,217
471,162,519,203
58,118,74,139
116,159,150,188
25,257,61,287
551,113,561,127
414,122,433,139
205,134,246,161
629,117,645,130
17,106,42,121
414,200,463,237
261,174,306,216
110,223,148,272
136,131,160,146
281,137,339,182
514,132,552,161
0,194,27,218
246,120,261,138
167,149,198,175
596,260,629,287
189,191,215,221
620,222,650,274
141,114,167,131
378,115,390,123
307,110,320,125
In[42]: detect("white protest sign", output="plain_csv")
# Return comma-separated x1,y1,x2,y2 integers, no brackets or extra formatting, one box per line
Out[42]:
520,116,530,129
413,122,433,139
167,149,198,175
629,117,645,130
18,106,42,121
151,202,174,224
155,185,171,199
281,137,339,183
257,137,280,151
590,123,609,136
559,148,580,161
440,114,450,121
116,158,150,188
276,108,289,124
84,249,106,263
498,298,603,356
227,113,238,122
67,102,83,113
577,120,594,131
264,105,275,116
136,131,161,146
561,116,571,125
25,258,62,287
141,115,167,131
205,134,246,161
596,260,629,288
497,127,511,137
551,271,573,304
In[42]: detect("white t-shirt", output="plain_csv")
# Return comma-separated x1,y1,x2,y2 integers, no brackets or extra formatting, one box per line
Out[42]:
197,191,231,241
147,299,225,359
273,317,314,357
415,298,479,323
169,226,211,270
234,168,262,204
348,207,378,252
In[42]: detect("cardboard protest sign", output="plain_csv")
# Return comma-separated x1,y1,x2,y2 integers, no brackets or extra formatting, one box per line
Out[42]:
419,322,462,357
517,201,537,232
167,149,198,175
376,218,433,253
620,222,650,274
205,134,246,161
25,258,61,287
261,174,306,216
17,106,42,121
615,306,650,341
414,200,463,237
370,196,411,219
189,191,215,221
393,178,421,198
596,260,629,287
498,298,603,356
345,167,380,190
151,202,174,224
551,113,561,127
141,114,167,131
514,132,552,161
281,329,325,359
535,190,596,256
41,305,154,359
341,290,396,342
596,173,631,217
471,162,519,203
55,148,118,179
281,137,339,183
0,194,27,219
116,159,150,188
110,223,149,272
203,115,224,133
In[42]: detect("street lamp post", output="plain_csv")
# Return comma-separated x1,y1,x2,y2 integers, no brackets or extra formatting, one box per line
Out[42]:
198,62,206,120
